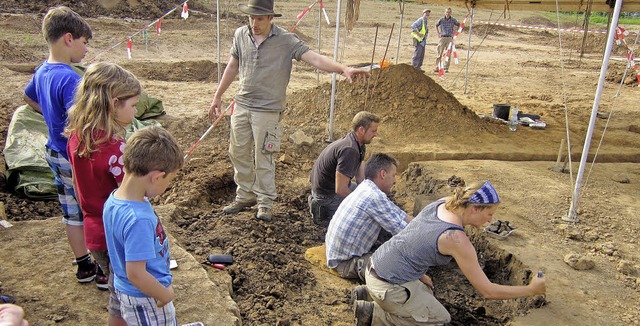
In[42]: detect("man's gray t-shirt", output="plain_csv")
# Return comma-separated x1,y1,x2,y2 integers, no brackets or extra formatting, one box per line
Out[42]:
231,24,310,112
310,132,365,197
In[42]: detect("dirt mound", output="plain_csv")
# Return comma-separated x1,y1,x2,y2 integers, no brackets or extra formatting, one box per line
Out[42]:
0,40,40,63
520,16,556,27
606,63,640,86
284,63,495,144
522,28,629,56
0,0,214,19
121,60,223,82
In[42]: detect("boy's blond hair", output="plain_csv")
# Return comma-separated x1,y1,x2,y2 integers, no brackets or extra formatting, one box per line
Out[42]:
65,62,142,158
42,6,92,44
123,126,183,177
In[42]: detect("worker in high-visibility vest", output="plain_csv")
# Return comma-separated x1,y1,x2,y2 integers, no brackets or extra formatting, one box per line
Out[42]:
411,9,430,70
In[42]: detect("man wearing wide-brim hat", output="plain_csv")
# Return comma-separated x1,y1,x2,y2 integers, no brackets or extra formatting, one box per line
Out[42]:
208,0,369,222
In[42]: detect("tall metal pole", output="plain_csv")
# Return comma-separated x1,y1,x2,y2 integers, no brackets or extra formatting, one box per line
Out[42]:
216,0,221,83
317,4,322,83
464,6,474,94
395,0,405,65
328,0,343,141
565,0,623,222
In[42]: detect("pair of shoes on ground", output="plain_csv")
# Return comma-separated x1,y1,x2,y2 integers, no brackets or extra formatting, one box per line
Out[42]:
76,260,108,290
223,200,271,221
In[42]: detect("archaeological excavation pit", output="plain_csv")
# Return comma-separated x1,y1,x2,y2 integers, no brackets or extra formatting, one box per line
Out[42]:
161,151,545,325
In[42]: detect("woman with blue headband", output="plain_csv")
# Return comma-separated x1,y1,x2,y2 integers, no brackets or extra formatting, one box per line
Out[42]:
353,180,546,326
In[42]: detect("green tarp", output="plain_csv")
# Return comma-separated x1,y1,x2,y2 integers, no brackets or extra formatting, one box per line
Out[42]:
4,105,57,199
3,105,161,200
3,64,166,200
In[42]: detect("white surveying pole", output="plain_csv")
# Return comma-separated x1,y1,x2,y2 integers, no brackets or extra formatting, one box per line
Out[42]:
328,0,343,141
565,0,623,222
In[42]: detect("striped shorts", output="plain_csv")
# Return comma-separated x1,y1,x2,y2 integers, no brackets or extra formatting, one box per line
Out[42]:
117,291,177,326
45,147,83,225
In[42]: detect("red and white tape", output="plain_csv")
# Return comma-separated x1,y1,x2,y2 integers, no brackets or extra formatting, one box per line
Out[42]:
615,26,640,86
291,0,330,32
475,21,607,34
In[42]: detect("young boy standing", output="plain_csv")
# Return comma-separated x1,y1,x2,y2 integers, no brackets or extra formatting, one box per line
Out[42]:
103,126,183,325
23,6,99,284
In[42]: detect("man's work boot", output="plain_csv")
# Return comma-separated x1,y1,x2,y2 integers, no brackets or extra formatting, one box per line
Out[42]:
222,199,257,214
256,207,272,221
351,285,370,303
354,300,374,326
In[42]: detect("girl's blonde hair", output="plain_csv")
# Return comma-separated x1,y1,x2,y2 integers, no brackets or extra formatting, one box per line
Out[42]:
66,62,142,158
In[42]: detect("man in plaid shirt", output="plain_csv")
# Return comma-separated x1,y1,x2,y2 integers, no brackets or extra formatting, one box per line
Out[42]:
434,7,460,73
325,153,411,281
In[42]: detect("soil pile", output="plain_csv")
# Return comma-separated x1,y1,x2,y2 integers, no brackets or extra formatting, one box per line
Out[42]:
284,63,495,145
0,40,40,63
0,0,212,19
606,64,640,85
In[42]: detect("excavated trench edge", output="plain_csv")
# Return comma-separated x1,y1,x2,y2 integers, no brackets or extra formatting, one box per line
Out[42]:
391,151,640,171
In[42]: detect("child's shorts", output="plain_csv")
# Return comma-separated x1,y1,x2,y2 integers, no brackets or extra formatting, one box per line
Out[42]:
45,147,83,226
117,291,177,326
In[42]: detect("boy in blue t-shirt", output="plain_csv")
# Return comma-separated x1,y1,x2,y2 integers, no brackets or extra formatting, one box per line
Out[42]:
22,6,101,285
103,126,183,325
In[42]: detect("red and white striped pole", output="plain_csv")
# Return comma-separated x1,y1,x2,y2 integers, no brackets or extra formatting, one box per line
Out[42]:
181,2,189,20
291,1,316,32
126,38,132,59
318,0,331,25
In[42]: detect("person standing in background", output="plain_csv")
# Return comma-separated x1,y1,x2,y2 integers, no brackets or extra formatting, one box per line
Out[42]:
434,7,460,73
411,9,430,70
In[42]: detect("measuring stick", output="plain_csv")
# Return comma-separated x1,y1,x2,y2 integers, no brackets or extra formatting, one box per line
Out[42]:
183,101,234,161
318,0,331,25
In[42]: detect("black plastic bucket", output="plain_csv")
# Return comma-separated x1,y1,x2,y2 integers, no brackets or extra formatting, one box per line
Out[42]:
492,104,510,120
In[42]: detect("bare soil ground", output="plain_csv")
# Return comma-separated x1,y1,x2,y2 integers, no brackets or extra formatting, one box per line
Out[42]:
1,0,639,325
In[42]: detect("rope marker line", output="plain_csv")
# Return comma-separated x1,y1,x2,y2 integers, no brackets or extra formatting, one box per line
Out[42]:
475,21,608,34
83,1,188,64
